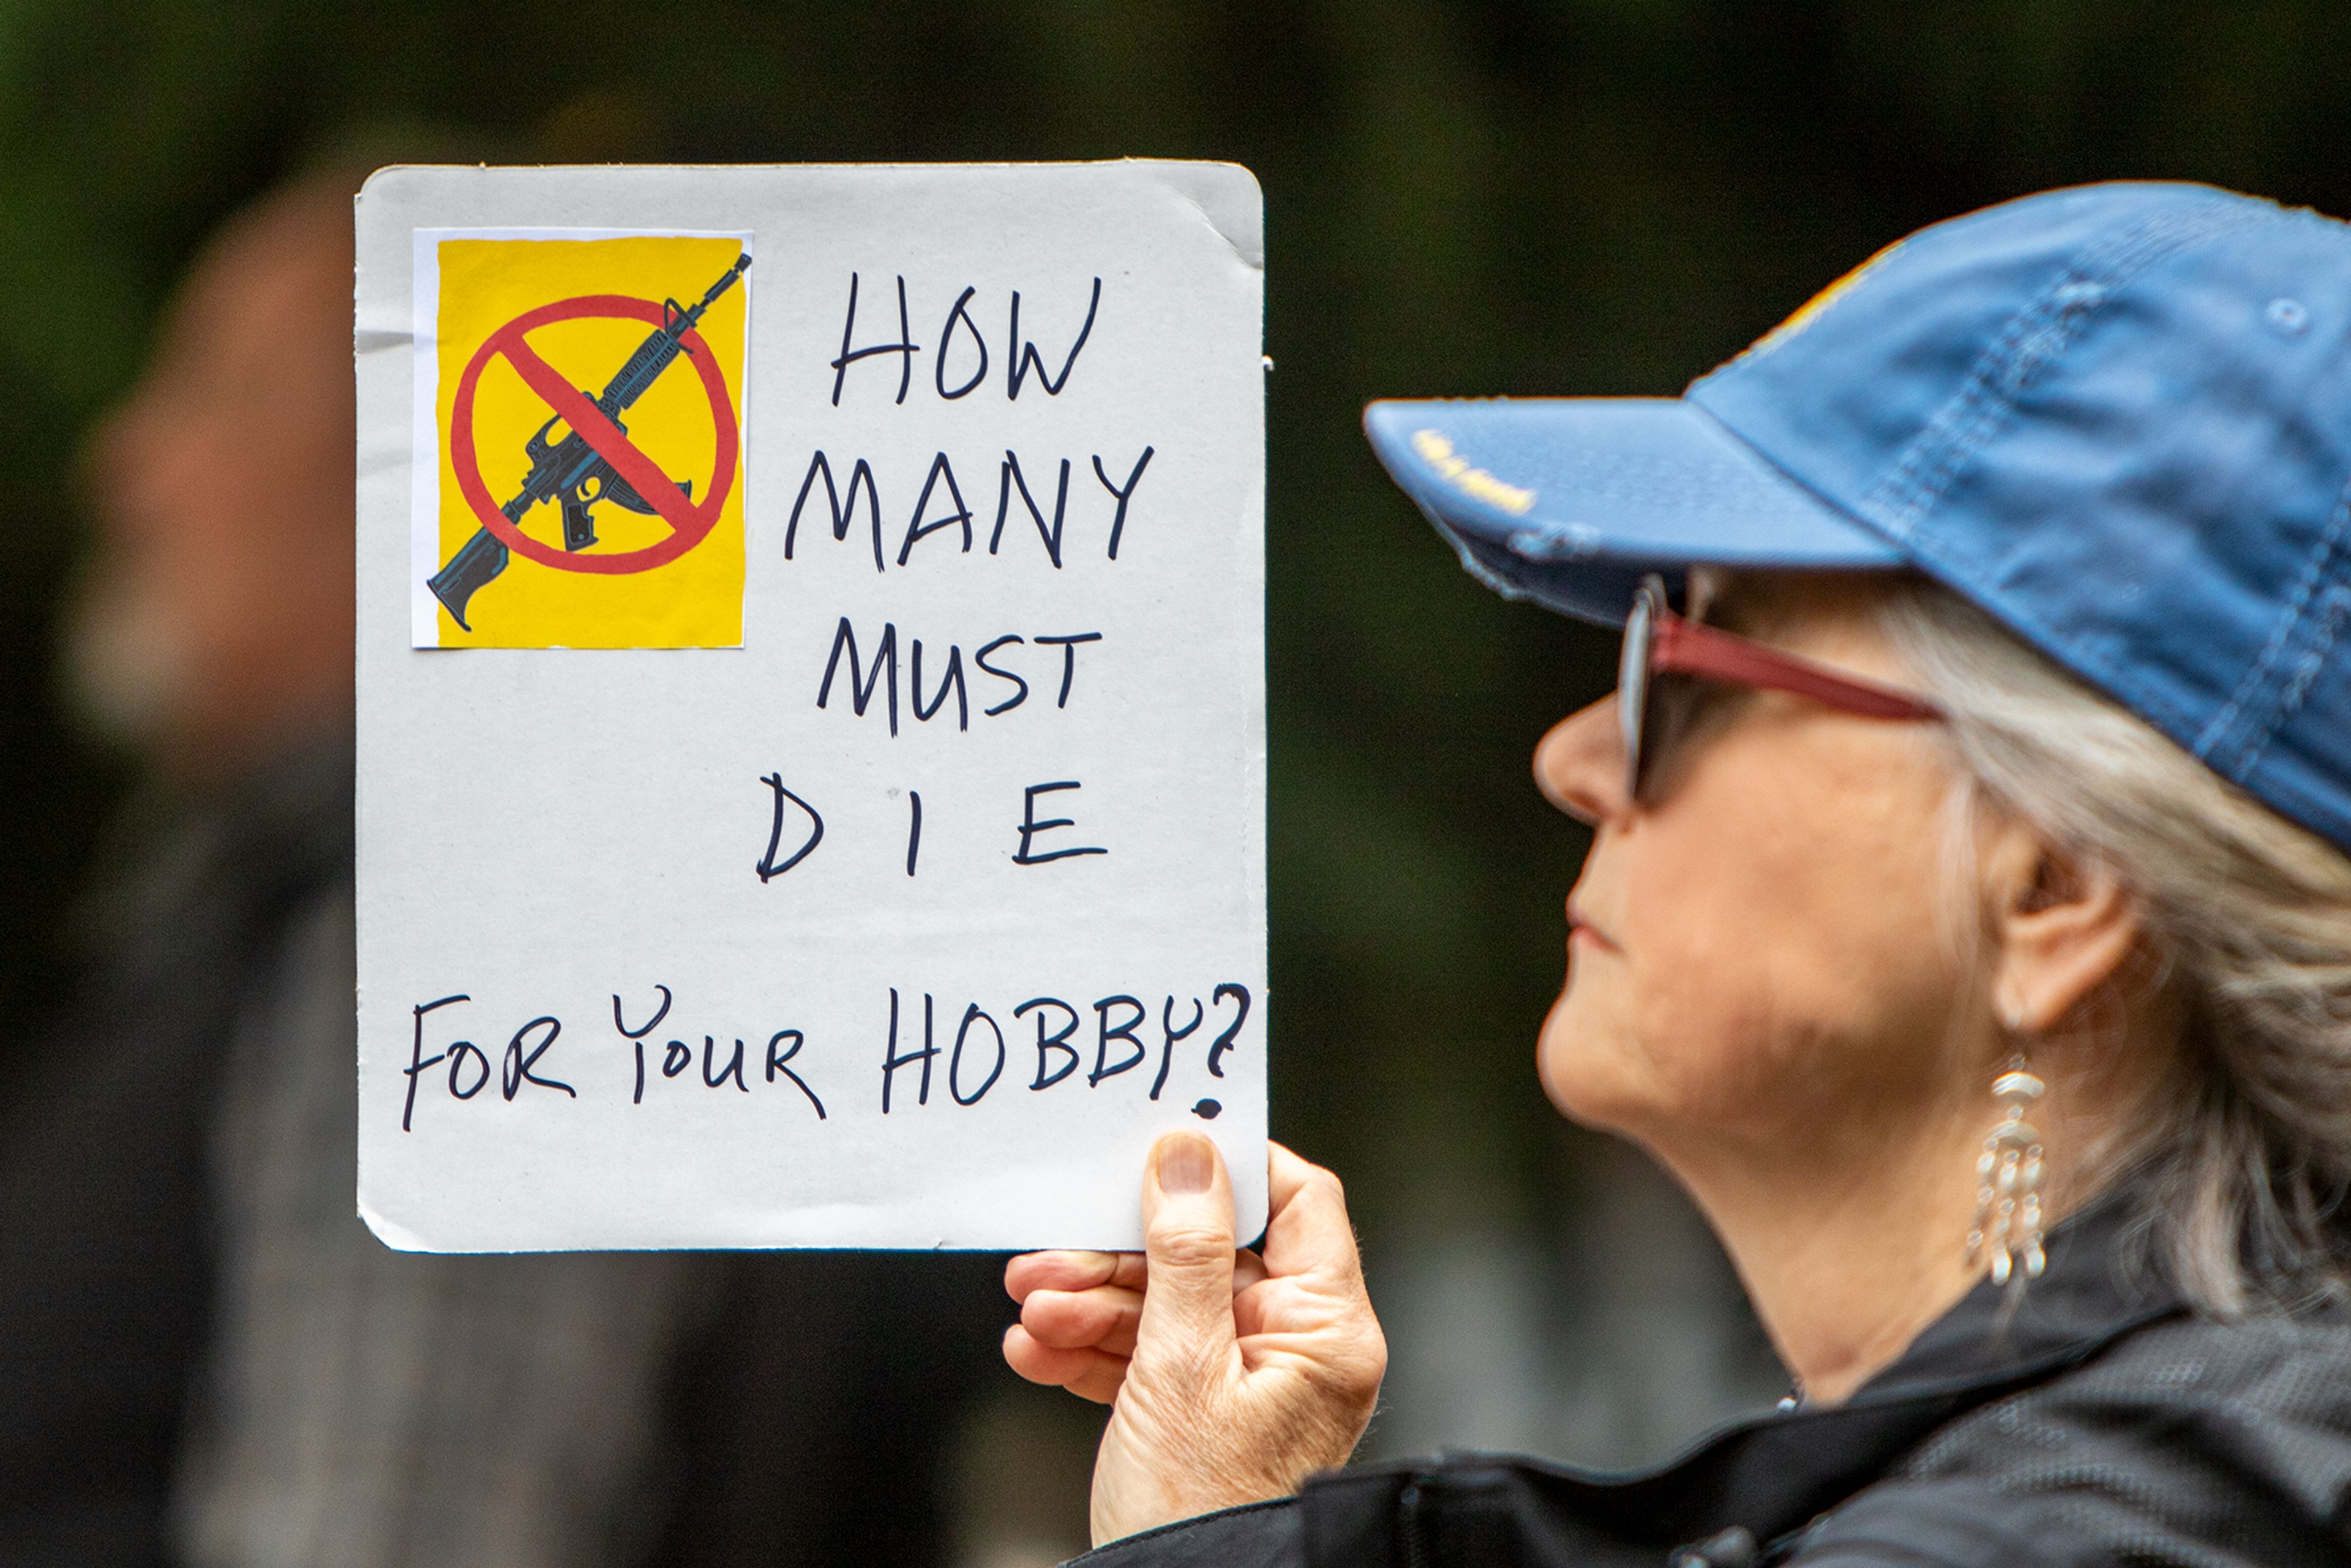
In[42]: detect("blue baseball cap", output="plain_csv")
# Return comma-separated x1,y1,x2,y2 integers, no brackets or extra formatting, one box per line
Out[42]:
1365,181,2351,855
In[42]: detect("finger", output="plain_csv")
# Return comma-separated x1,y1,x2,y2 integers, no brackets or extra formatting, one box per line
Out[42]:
1059,1356,1130,1405
1262,1142,1368,1292
1021,1284,1145,1356
1228,1247,1287,1340
1006,1250,1137,1302
1002,1324,1129,1403
1265,1141,1321,1215
1234,1247,1268,1291
1133,1131,1242,1373
1232,1280,1269,1340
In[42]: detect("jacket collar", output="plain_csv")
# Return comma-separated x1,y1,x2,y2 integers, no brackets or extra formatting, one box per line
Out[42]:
1847,1179,2178,1402
1303,1185,2186,1562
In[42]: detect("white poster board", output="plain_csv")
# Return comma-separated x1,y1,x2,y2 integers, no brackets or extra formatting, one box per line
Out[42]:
354,162,1265,1251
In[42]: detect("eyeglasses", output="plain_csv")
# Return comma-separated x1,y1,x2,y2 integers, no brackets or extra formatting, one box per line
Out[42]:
1619,573,1944,801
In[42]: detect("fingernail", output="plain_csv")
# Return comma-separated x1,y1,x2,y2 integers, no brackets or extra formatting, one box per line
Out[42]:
1158,1133,1212,1195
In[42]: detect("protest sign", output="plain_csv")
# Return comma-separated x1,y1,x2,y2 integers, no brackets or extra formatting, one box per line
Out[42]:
354,162,1265,1251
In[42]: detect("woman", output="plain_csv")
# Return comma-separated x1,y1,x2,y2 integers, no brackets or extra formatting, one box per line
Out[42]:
1002,181,2351,1566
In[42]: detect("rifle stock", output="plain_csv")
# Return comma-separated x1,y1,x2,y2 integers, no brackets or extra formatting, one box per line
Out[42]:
426,528,509,631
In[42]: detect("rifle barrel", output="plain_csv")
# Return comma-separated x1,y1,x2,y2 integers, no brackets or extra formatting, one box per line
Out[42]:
596,255,752,418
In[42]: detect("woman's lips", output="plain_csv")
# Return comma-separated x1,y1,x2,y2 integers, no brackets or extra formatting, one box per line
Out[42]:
1567,902,1620,951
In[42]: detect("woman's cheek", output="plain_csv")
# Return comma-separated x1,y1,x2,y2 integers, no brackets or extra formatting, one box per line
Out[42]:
1545,921,1788,1133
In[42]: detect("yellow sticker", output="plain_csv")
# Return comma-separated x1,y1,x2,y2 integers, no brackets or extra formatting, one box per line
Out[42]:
429,234,749,648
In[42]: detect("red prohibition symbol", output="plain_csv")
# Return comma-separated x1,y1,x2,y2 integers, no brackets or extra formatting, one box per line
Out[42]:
448,294,740,575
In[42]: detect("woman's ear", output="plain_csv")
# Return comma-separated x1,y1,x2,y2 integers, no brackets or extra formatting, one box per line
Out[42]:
1981,820,2143,1033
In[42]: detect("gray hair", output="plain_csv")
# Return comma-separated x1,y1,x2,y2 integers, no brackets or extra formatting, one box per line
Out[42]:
1875,577,2351,1315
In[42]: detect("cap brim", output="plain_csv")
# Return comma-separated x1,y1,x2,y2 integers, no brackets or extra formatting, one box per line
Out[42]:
1363,397,1905,625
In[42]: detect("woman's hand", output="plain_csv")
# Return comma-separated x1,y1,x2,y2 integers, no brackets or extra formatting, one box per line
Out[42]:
1002,1135,1387,1547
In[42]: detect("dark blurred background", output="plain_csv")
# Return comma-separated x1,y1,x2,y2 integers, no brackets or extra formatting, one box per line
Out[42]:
3,2,2349,1561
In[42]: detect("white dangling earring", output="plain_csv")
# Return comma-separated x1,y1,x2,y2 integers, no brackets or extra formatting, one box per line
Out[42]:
1966,1051,2046,1291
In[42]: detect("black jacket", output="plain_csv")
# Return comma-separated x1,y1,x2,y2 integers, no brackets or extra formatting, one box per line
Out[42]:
1079,1196,2351,1566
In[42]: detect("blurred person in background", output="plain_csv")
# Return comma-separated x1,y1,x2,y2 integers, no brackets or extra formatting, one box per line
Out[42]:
0,163,999,1568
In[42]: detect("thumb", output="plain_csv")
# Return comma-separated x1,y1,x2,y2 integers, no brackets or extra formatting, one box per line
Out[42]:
1133,1131,1240,1368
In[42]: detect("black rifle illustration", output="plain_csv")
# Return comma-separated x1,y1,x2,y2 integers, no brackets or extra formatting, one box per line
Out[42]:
427,252,752,629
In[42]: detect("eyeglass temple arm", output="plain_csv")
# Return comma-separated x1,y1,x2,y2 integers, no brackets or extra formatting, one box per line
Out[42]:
1651,614,1943,721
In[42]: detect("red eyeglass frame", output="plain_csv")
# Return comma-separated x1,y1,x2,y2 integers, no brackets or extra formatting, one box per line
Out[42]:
1619,574,1944,800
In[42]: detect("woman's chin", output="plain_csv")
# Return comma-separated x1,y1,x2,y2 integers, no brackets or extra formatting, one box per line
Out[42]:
1535,996,1657,1133
1540,1070,1655,1135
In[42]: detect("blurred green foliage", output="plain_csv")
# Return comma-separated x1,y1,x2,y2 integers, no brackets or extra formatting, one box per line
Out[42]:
2,0,2347,1238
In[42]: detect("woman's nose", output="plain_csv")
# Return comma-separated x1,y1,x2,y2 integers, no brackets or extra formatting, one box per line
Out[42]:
1534,697,1629,826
